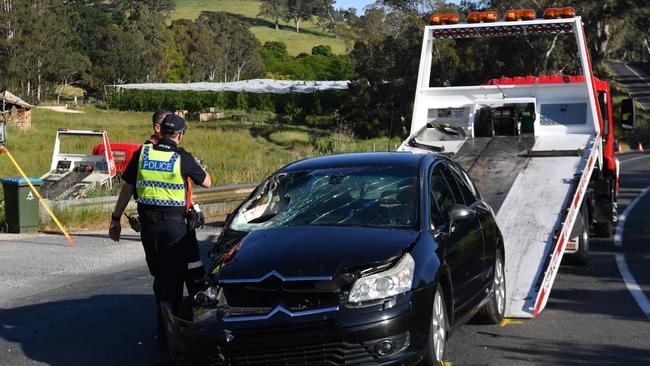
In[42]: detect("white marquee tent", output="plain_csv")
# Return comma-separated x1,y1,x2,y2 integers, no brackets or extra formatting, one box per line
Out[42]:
112,79,350,94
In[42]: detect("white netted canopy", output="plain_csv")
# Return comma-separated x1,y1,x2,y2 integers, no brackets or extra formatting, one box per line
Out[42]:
111,79,350,94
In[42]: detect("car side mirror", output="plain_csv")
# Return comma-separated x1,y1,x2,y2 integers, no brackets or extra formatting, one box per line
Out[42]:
621,98,635,130
448,204,474,224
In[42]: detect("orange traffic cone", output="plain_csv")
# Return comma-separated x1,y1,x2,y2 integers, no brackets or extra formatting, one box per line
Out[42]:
639,142,645,152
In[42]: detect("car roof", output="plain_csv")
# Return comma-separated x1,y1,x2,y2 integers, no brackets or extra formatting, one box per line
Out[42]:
280,152,427,172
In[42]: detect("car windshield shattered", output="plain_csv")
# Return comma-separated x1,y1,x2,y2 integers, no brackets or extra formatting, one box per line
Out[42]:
230,167,419,232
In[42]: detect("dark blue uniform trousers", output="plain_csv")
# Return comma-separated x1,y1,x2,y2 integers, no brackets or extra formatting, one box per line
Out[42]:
138,209,187,336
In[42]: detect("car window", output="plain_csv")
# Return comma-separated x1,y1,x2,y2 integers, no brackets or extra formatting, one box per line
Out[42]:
430,164,456,227
446,163,477,205
437,163,465,205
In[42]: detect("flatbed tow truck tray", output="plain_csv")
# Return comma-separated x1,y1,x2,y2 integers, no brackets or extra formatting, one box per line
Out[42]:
404,131,597,317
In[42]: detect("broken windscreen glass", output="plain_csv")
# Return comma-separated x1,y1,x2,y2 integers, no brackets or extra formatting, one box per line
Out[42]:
230,167,419,232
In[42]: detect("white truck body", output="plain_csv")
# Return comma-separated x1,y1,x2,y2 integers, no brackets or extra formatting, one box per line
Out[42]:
40,129,117,200
400,17,602,317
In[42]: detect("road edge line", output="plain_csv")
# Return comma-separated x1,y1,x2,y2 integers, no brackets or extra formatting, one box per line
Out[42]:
614,184,650,248
614,183,650,320
623,63,650,112
615,254,650,320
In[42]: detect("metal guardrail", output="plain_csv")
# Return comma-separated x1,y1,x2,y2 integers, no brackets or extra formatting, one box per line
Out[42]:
40,183,257,221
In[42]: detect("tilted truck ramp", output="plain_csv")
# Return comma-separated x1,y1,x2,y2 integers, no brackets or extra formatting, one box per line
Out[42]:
496,135,593,318
453,134,595,317
402,130,599,318
454,136,535,212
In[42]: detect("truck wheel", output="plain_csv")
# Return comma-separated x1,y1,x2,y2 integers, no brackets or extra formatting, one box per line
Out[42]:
594,180,616,238
475,249,506,324
422,286,448,365
594,220,613,238
566,208,590,265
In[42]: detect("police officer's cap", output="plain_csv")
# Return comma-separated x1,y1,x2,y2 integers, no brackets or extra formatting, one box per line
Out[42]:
161,114,186,135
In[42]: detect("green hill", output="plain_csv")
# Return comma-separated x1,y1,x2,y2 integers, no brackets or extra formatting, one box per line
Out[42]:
172,0,350,55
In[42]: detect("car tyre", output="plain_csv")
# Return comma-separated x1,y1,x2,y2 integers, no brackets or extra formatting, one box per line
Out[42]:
475,249,506,324
422,285,448,365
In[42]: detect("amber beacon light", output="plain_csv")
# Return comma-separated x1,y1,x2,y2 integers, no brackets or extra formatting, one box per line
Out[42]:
428,13,460,25
543,7,576,19
504,9,537,21
466,11,498,23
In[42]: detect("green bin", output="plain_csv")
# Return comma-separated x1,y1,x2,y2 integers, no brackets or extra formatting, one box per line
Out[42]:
1,178,41,233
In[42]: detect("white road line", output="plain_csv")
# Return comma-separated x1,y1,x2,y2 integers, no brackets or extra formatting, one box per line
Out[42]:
623,63,650,88
615,255,650,320
614,184,650,248
623,63,650,112
614,183,650,321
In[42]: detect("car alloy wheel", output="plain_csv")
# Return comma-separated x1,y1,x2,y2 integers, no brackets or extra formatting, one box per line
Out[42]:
432,288,446,362
494,255,505,316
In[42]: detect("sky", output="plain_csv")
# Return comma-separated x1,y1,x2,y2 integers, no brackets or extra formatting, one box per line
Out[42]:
334,0,376,11
334,0,462,13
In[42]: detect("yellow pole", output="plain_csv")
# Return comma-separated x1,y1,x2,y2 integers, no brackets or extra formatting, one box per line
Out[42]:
0,146,75,245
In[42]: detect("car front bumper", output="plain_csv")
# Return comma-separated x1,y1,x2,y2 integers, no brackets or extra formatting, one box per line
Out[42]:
162,285,435,365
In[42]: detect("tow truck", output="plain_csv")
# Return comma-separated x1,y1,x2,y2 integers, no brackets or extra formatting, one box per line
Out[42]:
399,7,631,318
40,129,117,200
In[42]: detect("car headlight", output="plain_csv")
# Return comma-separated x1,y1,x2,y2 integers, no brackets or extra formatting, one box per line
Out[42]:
193,286,219,306
348,253,415,304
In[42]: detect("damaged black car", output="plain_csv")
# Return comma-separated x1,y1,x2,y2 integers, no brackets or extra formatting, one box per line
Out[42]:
163,152,506,366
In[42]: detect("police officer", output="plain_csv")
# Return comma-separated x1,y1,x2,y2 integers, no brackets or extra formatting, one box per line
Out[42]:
149,110,205,296
109,114,211,346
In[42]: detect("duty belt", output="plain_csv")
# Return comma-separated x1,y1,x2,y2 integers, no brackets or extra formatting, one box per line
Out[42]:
139,210,185,223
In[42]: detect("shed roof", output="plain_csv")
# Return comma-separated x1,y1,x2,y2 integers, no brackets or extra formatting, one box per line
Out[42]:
1,90,32,109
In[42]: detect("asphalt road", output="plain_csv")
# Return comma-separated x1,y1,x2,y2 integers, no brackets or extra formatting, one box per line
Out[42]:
608,62,650,112
0,155,649,366
0,227,223,366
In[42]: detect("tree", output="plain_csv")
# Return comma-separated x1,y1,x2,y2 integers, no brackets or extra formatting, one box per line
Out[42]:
171,19,224,81
52,49,91,103
342,9,424,137
315,0,337,33
198,12,263,81
125,4,173,82
90,24,152,86
0,0,89,103
160,39,189,82
113,0,176,14
284,0,319,32
259,0,286,30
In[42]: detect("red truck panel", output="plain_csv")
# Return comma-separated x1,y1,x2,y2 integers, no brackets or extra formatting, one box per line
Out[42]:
93,143,140,173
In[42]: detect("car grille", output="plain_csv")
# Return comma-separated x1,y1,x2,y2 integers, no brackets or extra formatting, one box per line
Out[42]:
227,341,375,365
221,277,343,314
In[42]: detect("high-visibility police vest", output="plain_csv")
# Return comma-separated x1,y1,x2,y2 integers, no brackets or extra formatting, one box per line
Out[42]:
135,144,186,207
